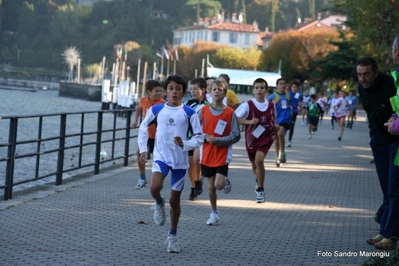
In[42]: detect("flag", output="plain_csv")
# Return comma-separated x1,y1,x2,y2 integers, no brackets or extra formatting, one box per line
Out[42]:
162,46,170,60
175,49,179,61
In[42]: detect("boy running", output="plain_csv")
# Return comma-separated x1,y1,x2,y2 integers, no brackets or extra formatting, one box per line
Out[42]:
268,78,291,167
198,79,241,225
235,78,277,203
138,75,204,253
131,80,165,189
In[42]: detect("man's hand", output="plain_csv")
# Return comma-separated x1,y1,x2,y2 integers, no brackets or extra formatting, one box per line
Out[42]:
384,118,399,135
131,122,138,129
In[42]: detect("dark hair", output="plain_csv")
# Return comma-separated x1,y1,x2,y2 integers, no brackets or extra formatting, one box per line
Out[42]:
164,75,187,93
145,80,161,91
356,57,379,72
290,79,300,88
310,94,316,99
276,78,286,86
218,73,230,84
190,77,207,89
205,76,216,81
253,78,268,88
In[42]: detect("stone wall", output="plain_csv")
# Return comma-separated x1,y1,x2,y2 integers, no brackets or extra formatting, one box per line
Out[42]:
59,81,104,101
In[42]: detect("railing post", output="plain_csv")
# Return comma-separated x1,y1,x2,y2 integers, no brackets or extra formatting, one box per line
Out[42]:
4,118,18,200
124,110,132,166
56,114,67,186
94,112,103,175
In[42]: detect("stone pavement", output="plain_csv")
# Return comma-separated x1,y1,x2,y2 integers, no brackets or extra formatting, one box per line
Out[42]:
0,111,388,266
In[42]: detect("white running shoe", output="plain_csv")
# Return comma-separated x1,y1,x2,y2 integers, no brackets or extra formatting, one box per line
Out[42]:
135,179,147,190
223,177,232,194
308,135,312,139
154,199,166,226
165,233,180,253
287,141,291,147
256,190,266,203
206,211,219,225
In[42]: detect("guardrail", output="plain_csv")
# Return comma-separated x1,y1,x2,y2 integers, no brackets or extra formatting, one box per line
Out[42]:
0,109,137,200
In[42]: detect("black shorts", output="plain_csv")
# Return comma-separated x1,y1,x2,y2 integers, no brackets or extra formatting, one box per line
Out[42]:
201,164,229,178
147,138,155,154
188,150,194,156
307,116,319,126
280,122,291,130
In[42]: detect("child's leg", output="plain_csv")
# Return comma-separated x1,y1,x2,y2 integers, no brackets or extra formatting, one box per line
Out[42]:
207,176,217,211
188,154,196,188
252,151,266,188
150,171,164,203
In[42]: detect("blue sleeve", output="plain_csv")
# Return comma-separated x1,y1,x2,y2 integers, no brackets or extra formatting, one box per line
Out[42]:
267,94,275,101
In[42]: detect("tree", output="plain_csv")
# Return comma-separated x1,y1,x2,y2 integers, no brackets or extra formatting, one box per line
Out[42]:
335,0,399,71
49,4,83,47
262,29,340,81
310,34,358,83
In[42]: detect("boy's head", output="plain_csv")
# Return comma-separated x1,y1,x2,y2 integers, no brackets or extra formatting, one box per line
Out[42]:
164,75,187,106
290,79,300,92
145,80,163,101
276,78,286,94
218,74,230,85
310,94,317,102
212,79,228,94
164,75,187,94
252,78,268,99
205,77,216,94
189,77,207,100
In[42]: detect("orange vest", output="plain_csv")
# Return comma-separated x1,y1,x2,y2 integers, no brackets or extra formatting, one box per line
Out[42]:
201,105,234,167
139,97,165,138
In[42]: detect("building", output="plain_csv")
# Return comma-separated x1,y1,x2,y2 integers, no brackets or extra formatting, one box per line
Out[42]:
260,14,347,49
172,13,262,49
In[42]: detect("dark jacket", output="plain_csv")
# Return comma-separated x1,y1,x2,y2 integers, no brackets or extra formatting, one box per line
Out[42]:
358,72,399,144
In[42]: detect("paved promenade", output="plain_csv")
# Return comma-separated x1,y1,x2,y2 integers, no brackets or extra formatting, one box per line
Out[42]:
0,111,387,265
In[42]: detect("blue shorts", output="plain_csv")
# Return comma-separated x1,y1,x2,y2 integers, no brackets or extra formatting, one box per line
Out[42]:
152,160,186,192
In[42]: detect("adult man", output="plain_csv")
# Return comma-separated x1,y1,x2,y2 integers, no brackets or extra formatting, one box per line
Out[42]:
138,75,204,253
357,56,399,251
268,78,291,167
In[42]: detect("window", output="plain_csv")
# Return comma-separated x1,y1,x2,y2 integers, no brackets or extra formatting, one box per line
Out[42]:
212,31,220,42
230,32,238,44
244,34,250,45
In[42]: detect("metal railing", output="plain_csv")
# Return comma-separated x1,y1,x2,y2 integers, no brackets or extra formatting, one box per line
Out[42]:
0,109,137,200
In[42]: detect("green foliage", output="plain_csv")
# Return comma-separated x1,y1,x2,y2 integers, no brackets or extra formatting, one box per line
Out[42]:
336,0,399,72
362,248,399,266
310,34,358,83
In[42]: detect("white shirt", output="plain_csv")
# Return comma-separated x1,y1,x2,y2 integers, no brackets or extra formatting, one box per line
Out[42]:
333,97,348,117
138,103,204,169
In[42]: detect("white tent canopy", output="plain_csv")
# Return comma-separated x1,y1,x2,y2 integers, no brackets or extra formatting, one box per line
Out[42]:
207,67,281,87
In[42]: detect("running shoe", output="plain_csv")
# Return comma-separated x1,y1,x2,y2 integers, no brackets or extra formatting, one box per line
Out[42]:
135,179,147,190
189,188,197,201
165,233,180,253
195,180,203,196
280,152,286,163
223,177,231,194
256,190,266,203
206,211,219,225
153,198,166,226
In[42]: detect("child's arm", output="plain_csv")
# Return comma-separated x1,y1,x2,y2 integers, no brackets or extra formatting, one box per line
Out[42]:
212,113,241,147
